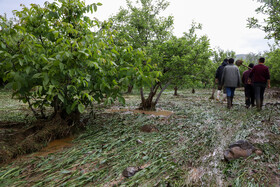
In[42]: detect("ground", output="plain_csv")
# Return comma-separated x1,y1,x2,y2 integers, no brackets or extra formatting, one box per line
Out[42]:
0,88,279,186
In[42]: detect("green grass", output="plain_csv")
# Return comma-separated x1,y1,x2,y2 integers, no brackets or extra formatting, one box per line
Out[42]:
0,88,279,186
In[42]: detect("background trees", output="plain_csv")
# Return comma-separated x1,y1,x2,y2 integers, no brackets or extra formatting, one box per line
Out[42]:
111,0,173,110
265,48,280,86
159,23,212,95
112,0,213,110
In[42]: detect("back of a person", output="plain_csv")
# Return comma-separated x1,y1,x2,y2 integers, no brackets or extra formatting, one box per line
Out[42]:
252,64,269,83
223,65,239,87
242,69,251,85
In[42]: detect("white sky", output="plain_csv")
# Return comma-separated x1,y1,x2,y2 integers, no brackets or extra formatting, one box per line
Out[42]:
0,0,272,54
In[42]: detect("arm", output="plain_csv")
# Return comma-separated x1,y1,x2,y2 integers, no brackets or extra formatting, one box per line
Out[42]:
242,73,245,85
215,67,220,83
237,68,241,87
267,80,271,88
248,67,255,84
266,67,270,88
221,67,226,86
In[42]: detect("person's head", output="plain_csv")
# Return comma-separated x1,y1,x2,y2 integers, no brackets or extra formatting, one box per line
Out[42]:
224,58,229,63
249,63,254,69
229,58,234,64
259,57,265,63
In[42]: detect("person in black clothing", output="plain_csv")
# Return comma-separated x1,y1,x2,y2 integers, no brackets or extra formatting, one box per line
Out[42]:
215,59,228,101
242,63,255,108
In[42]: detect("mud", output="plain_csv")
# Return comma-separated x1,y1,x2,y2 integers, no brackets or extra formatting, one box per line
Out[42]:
33,137,74,157
105,108,173,117
0,115,72,164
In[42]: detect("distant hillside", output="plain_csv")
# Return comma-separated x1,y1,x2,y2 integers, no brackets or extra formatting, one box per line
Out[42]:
236,54,247,59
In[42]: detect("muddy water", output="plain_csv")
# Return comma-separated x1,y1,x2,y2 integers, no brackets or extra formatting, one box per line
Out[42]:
33,137,74,157
105,108,173,117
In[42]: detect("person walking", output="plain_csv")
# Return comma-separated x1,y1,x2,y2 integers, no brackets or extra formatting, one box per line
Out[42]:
215,59,228,102
242,63,255,108
221,58,241,109
248,57,270,111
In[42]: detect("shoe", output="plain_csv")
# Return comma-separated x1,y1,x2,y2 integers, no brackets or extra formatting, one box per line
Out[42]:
227,97,231,109
216,90,221,101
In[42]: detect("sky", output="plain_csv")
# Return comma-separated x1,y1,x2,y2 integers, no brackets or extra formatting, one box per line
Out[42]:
0,0,273,54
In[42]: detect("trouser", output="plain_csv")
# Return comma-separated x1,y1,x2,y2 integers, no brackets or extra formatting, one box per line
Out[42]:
226,87,236,109
244,84,255,107
218,84,226,93
226,87,236,97
253,82,266,109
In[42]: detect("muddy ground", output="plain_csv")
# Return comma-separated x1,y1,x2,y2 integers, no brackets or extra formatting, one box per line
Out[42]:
0,88,279,186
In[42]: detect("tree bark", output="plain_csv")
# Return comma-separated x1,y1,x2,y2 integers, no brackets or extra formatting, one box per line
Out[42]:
174,86,178,96
139,82,170,111
192,88,195,94
126,85,133,94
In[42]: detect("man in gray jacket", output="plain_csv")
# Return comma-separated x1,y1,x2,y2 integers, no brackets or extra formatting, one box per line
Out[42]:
221,58,241,109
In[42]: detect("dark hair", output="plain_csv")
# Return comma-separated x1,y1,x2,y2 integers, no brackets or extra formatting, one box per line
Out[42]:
229,58,234,64
249,63,254,68
259,57,265,63
224,58,229,62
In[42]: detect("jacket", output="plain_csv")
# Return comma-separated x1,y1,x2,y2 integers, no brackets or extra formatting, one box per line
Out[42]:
221,64,241,88
242,69,251,85
249,64,270,83
215,60,228,84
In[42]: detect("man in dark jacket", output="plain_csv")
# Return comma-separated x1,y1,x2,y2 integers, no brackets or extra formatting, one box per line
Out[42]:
248,57,270,111
215,59,228,101
221,58,241,109
242,63,255,108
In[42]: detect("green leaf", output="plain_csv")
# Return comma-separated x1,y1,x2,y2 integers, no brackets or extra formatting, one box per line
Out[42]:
118,96,125,104
1,43,6,49
32,73,42,79
58,93,64,103
93,4,97,12
78,103,85,113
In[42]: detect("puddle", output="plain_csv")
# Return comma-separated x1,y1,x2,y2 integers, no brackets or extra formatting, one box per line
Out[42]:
33,137,74,157
105,108,173,117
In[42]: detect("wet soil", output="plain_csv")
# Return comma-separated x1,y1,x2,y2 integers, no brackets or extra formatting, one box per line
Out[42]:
32,137,74,157
105,108,173,117
0,115,72,164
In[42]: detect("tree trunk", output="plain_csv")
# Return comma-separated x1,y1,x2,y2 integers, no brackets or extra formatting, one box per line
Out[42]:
139,82,170,111
209,79,216,100
126,85,133,94
174,86,178,96
139,98,156,111
192,88,195,94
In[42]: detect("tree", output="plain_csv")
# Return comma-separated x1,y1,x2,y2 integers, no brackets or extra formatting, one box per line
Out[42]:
0,0,151,121
160,23,212,96
247,0,280,43
212,47,236,64
245,52,261,64
265,48,280,86
111,0,173,110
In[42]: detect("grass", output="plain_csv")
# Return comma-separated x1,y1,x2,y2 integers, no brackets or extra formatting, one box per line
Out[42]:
0,88,279,186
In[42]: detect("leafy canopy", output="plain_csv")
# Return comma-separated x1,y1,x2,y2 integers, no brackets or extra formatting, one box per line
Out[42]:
247,0,280,43
0,0,152,118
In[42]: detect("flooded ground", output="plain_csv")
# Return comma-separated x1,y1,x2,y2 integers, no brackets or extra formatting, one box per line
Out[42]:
0,88,279,186
105,108,174,117
32,137,74,157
